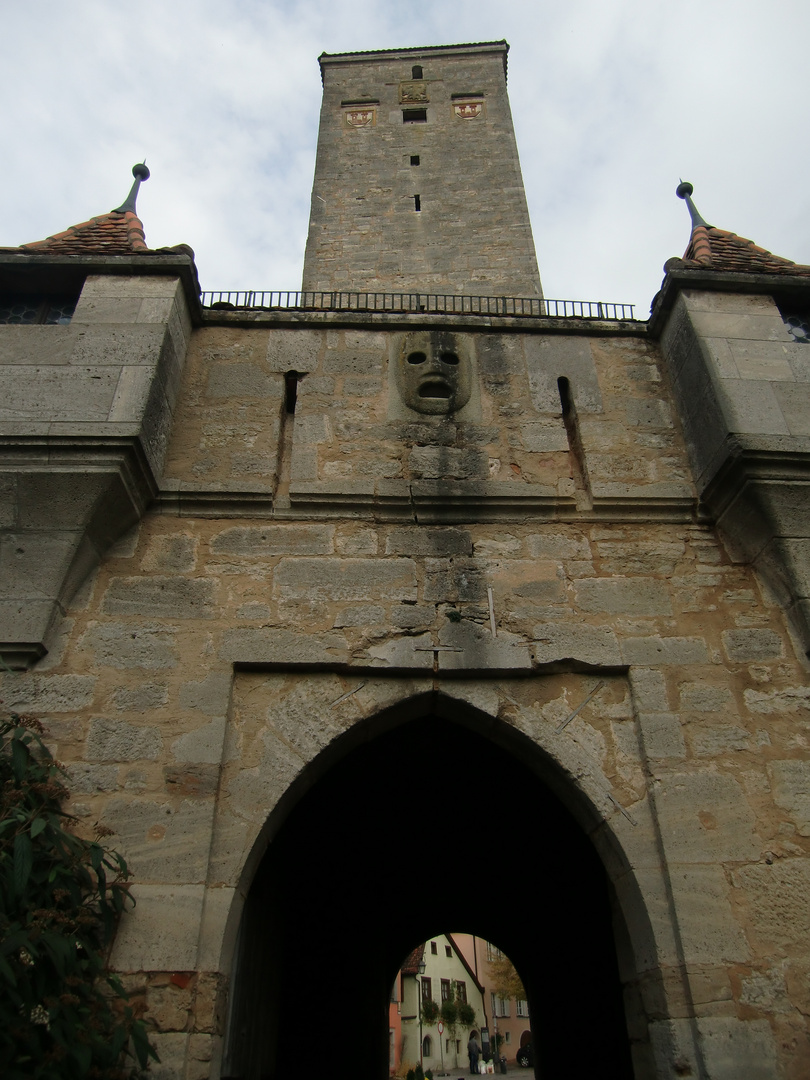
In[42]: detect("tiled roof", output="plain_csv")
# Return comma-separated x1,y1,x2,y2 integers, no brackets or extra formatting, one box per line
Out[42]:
12,209,149,255
401,944,425,975
681,224,810,278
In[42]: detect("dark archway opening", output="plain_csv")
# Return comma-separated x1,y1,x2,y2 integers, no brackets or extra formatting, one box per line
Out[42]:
224,709,636,1080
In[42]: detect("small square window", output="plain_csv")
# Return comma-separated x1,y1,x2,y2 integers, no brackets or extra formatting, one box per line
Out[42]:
403,108,427,123
410,155,420,166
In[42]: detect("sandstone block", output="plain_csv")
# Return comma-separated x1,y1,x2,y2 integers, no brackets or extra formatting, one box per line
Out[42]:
623,636,709,666
171,718,227,765
655,772,759,864
575,578,672,615
532,622,622,667
66,762,120,793
743,685,810,713
103,577,216,618
625,399,673,429
211,525,334,557
519,421,568,453
385,527,472,557
110,884,205,970
0,673,96,712
220,627,349,664
265,329,323,372
768,760,810,835
424,558,488,603
273,558,417,601
366,635,435,669
733,859,810,953
691,725,751,756
721,628,783,662
206,362,279,399
179,672,232,716
437,621,532,671
678,682,732,712
333,604,385,627
144,1033,190,1080
102,798,213,883
408,445,489,480
629,669,670,713
698,1017,778,1080
82,623,177,669
86,717,162,762
668,864,750,965
637,713,686,759
527,533,590,560
391,604,436,629
141,535,197,573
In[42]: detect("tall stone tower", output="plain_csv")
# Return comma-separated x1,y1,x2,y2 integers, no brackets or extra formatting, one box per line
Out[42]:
302,42,542,298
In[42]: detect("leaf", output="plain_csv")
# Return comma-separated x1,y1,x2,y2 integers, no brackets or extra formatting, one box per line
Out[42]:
131,1019,156,1068
29,816,47,839
10,737,29,783
0,952,17,986
71,1042,92,1073
13,832,33,895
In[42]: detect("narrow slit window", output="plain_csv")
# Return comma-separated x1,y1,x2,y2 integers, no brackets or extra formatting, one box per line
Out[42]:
285,371,299,414
402,108,427,123
414,195,421,212
410,155,420,166
558,376,592,506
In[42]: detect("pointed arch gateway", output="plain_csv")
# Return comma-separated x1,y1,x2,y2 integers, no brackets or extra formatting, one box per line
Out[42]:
217,678,664,1080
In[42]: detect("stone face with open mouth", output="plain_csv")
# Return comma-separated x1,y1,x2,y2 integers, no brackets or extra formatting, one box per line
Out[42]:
395,330,472,415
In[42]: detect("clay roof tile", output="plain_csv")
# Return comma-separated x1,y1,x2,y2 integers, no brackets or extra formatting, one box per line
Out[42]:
675,182,810,279
15,209,149,256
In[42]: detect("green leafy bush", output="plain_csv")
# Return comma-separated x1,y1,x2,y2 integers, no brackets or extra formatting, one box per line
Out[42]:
439,997,458,1028
457,1001,476,1029
0,712,157,1078
420,997,440,1025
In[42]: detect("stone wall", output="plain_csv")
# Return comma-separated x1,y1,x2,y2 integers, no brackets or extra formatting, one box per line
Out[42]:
660,286,810,653
1,306,808,1077
0,267,193,667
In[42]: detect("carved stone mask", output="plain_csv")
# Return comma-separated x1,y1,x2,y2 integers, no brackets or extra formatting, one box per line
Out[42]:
395,331,472,415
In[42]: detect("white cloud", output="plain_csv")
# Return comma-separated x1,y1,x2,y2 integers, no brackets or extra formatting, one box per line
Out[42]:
2,0,809,316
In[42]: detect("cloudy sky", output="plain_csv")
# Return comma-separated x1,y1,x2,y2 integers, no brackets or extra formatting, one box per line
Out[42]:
2,0,808,318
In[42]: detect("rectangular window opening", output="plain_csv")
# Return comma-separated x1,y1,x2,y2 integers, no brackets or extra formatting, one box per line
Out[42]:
0,294,79,326
414,194,421,212
410,155,420,166
403,108,427,123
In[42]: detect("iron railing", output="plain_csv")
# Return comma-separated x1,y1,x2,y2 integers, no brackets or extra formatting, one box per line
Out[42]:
200,290,636,321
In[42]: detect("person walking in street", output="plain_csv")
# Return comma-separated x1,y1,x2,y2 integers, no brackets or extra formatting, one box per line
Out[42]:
468,1034,481,1076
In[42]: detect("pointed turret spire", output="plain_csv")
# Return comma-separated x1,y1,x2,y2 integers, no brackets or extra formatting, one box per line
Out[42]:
675,180,710,230
662,179,810,278
113,162,150,214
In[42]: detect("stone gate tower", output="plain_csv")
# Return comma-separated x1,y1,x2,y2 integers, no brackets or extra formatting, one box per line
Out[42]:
302,42,542,297
2,40,810,1080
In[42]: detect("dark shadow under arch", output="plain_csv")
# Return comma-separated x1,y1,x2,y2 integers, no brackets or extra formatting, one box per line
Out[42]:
223,703,638,1080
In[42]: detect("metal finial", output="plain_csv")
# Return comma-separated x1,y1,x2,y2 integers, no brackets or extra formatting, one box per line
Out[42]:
676,179,709,230
112,162,150,214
